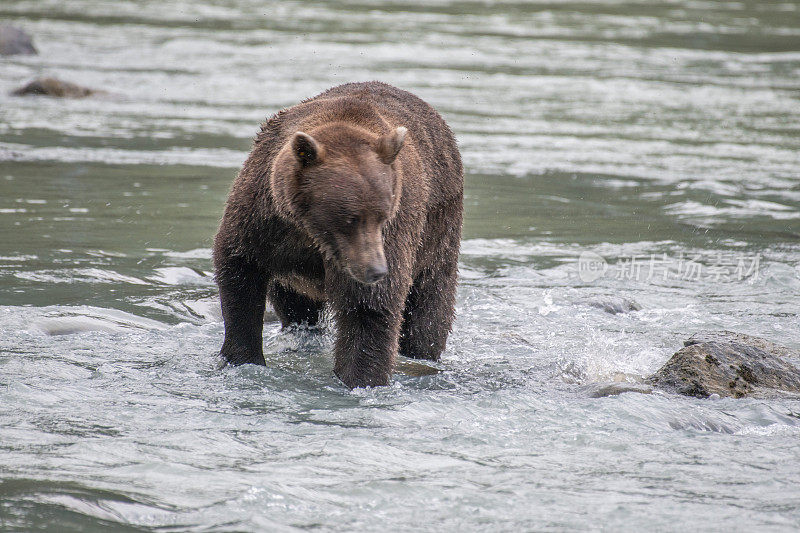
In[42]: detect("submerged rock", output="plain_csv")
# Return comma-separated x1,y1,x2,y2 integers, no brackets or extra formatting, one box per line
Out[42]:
12,77,97,98
395,358,440,377
587,296,641,315
648,332,800,398
585,382,653,398
0,25,37,55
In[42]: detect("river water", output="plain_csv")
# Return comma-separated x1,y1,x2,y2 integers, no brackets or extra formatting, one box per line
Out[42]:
1,0,800,530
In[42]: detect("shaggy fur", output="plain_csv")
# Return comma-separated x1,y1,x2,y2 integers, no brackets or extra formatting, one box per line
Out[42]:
213,81,463,388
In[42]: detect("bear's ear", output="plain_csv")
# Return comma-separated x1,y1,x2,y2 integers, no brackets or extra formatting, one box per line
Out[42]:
291,131,324,167
375,126,407,165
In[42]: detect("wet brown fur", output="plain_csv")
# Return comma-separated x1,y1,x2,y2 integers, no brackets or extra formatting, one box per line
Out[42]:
213,81,463,388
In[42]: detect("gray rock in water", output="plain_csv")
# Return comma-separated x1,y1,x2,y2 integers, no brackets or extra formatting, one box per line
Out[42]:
0,25,37,55
587,296,642,315
12,77,97,98
648,333,800,398
585,382,653,398
395,358,440,377
685,330,799,361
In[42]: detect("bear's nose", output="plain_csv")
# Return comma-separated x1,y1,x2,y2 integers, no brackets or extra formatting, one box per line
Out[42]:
364,263,388,283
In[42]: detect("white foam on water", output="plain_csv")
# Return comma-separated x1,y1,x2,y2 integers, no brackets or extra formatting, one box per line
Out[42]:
149,267,212,286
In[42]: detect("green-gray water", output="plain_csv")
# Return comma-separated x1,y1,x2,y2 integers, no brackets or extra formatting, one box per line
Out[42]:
1,1,800,530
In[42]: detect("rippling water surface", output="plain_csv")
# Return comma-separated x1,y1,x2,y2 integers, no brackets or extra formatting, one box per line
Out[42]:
2,1,800,530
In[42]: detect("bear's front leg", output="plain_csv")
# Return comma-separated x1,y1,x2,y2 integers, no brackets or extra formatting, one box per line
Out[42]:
331,296,403,388
216,254,269,366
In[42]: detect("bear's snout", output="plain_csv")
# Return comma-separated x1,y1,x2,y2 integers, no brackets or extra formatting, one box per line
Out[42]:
340,226,388,285
349,248,387,285
363,262,388,284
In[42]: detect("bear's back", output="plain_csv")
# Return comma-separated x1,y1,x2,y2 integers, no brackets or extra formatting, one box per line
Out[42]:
258,82,462,200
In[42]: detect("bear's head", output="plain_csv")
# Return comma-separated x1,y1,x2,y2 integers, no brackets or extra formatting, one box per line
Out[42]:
270,123,407,284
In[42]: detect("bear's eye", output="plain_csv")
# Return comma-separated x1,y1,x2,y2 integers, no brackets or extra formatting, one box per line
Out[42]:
345,215,360,226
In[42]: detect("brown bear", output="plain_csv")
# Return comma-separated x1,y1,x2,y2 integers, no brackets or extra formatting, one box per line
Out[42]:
213,81,463,388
